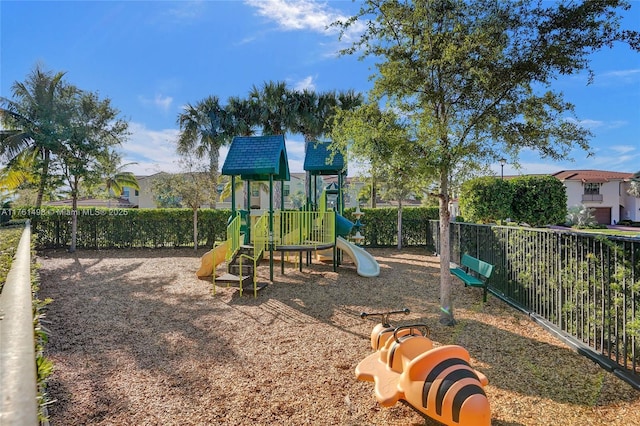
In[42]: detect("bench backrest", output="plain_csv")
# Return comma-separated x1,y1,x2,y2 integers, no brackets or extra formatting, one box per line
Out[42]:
461,254,493,278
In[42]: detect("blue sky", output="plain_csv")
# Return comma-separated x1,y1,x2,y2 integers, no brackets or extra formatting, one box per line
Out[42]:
1,0,639,177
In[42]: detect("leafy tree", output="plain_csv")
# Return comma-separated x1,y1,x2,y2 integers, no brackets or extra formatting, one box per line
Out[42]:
149,150,216,250
628,171,640,197
150,173,182,208
176,95,229,208
58,90,129,252
0,65,74,207
333,101,420,248
289,190,306,209
566,205,597,228
334,0,639,325
332,103,397,209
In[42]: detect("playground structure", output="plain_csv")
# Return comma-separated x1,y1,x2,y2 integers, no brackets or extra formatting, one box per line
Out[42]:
356,309,491,426
196,135,380,296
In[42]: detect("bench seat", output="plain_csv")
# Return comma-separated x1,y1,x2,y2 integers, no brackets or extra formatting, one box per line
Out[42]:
450,254,494,302
450,267,484,287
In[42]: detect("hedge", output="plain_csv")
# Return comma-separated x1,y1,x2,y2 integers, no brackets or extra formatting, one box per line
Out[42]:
12,206,440,249
13,207,230,249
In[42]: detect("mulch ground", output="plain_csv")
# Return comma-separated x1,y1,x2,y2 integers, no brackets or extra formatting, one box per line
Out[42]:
37,247,640,425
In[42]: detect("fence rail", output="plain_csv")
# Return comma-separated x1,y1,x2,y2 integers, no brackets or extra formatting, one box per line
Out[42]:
428,221,640,389
0,221,38,424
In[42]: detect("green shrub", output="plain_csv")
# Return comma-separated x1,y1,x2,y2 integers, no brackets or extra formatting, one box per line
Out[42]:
459,175,567,227
459,177,514,223
509,175,567,227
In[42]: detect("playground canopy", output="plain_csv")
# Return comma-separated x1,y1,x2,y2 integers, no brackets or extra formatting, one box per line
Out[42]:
303,141,345,175
222,135,290,182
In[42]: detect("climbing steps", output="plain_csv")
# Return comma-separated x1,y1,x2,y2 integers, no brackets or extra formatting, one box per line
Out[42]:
214,244,267,297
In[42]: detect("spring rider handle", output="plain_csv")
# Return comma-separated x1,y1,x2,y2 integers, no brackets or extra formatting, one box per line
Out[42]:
360,308,410,327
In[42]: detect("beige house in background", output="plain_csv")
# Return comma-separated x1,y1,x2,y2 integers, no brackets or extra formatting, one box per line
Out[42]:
552,170,639,224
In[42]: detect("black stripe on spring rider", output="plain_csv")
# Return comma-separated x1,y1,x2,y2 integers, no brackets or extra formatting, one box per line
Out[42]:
387,336,412,369
422,358,470,409
451,384,486,423
435,369,480,416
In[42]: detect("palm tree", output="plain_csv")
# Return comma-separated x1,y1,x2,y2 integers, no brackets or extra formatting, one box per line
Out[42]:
225,96,257,137
248,81,296,135
290,88,363,204
0,65,76,208
95,150,139,207
0,149,38,194
176,95,230,208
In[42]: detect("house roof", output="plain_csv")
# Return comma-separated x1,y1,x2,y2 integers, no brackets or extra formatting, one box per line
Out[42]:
221,135,290,181
303,141,345,175
552,170,633,183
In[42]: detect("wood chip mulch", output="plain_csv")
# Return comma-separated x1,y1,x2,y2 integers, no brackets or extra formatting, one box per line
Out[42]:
37,247,640,426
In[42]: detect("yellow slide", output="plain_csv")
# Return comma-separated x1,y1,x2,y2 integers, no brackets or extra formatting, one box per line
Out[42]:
196,240,230,278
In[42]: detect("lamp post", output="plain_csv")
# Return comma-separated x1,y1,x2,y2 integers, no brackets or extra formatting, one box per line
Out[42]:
499,158,507,180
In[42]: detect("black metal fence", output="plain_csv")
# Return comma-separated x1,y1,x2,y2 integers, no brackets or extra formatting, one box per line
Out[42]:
428,221,640,389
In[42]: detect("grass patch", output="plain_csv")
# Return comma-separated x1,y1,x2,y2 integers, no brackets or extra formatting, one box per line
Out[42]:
574,228,640,237
0,227,23,293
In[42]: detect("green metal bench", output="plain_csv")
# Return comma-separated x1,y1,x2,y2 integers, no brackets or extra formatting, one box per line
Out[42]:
450,253,494,302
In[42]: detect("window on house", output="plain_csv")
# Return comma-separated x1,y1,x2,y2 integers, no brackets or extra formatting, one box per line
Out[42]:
584,183,600,195
251,184,259,197
122,188,130,198
134,190,139,196
283,184,290,197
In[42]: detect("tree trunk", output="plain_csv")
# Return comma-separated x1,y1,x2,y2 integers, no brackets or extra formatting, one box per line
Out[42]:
371,176,377,209
209,149,219,208
397,199,403,250
438,169,454,325
35,149,50,209
193,208,198,250
70,181,78,253
304,136,312,208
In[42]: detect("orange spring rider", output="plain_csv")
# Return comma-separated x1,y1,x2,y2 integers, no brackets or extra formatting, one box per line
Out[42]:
355,309,491,426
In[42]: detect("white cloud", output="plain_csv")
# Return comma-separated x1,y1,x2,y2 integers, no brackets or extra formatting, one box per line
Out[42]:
564,117,604,129
120,123,180,175
138,94,174,113
611,145,636,154
292,75,316,91
600,68,640,79
565,117,628,130
246,0,339,33
244,0,365,50
162,0,206,23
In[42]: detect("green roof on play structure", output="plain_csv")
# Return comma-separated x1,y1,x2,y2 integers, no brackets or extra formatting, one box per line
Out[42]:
303,141,345,175
221,135,290,181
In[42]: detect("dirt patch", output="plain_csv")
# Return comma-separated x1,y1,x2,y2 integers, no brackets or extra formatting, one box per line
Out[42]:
38,247,639,425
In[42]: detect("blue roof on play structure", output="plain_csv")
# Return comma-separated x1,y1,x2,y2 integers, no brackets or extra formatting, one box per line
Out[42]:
222,135,290,181
303,141,345,175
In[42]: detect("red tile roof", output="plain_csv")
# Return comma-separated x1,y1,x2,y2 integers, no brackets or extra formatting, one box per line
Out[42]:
552,170,633,182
